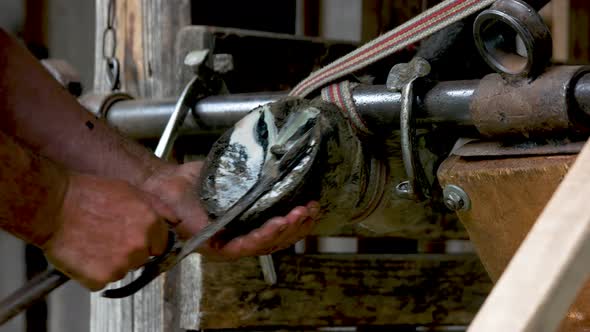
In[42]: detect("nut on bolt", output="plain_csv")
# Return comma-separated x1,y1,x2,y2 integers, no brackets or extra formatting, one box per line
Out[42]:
443,185,471,211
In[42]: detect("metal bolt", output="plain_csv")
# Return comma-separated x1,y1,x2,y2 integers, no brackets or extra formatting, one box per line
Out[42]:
443,184,471,211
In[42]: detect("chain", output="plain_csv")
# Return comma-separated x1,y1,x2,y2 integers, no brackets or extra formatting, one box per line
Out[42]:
102,0,120,91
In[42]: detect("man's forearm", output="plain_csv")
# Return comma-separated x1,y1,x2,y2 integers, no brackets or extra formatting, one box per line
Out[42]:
0,29,169,186
0,131,67,246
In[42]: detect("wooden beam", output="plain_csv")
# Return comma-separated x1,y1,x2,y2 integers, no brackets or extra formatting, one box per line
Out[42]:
438,153,590,331
440,141,590,331
198,254,491,329
438,155,575,281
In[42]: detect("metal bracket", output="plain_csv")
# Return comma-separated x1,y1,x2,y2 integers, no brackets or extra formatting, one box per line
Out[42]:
387,57,431,201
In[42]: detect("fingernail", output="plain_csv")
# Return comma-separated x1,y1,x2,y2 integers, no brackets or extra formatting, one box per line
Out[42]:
309,203,320,219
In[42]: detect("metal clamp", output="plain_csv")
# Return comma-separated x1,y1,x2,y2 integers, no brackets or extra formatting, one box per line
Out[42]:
473,0,552,80
387,57,431,201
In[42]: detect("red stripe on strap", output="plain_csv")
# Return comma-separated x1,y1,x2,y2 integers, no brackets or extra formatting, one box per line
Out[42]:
292,0,469,96
291,0,489,97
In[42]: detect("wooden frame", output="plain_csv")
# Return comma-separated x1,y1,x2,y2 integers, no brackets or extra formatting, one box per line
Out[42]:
91,1,192,331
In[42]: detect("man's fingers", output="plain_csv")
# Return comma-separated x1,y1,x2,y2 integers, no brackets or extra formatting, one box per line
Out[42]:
283,206,309,225
199,202,320,260
216,206,312,258
140,191,180,226
147,219,169,257
278,217,316,249
217,217,290,257
306,201,321,219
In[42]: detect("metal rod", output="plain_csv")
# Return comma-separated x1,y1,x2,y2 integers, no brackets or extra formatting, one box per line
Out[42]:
0,269,68,325
103,82,479,140
103,71,590,140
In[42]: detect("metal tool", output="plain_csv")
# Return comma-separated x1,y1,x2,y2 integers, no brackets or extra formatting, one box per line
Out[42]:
103,121,316,298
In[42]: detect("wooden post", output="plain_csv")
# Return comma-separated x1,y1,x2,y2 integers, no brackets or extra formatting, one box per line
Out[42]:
91,1,191,331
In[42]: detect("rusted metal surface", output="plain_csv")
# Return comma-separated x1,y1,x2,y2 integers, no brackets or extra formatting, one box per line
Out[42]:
471,66,590,138
453,139,585,157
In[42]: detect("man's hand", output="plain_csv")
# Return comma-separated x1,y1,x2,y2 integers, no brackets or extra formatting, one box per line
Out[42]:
141,161,320,260
42,174,177,291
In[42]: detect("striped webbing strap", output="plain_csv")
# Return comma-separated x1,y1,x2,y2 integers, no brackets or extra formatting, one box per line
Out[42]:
321,81,372,136
291,0,495,98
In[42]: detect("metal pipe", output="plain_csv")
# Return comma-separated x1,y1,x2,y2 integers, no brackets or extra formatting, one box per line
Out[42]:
575,74,590,118
354,81,476,136
105,82,478,139
106,93,285,139
0,269,68,325
102,71,590,140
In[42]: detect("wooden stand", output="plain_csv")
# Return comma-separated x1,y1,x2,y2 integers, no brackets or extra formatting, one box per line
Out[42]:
439,151,590,331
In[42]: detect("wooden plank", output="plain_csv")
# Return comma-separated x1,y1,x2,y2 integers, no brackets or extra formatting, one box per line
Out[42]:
91,1,191,332
199,254,491,329
552,0,590,64
466,140,590,331
93,0,190,97
438,152,590,331
438,155,575,281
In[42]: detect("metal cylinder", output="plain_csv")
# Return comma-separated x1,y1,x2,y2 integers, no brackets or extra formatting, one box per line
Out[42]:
96,82,478,139
574,74,590,118
101,93,285,139
87,68,590,140
471,66,590,138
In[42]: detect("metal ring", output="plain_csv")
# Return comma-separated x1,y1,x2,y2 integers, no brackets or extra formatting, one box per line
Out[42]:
78,92,133,119
473,0,552,80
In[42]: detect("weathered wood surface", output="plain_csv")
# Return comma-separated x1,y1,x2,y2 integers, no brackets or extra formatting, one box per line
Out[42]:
93,0,190,98
438,153,590,331
438,155,574,280
361,0,444,42
551,0,590,64
465,141,590,332
91,1,190,332
199,254,491,329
